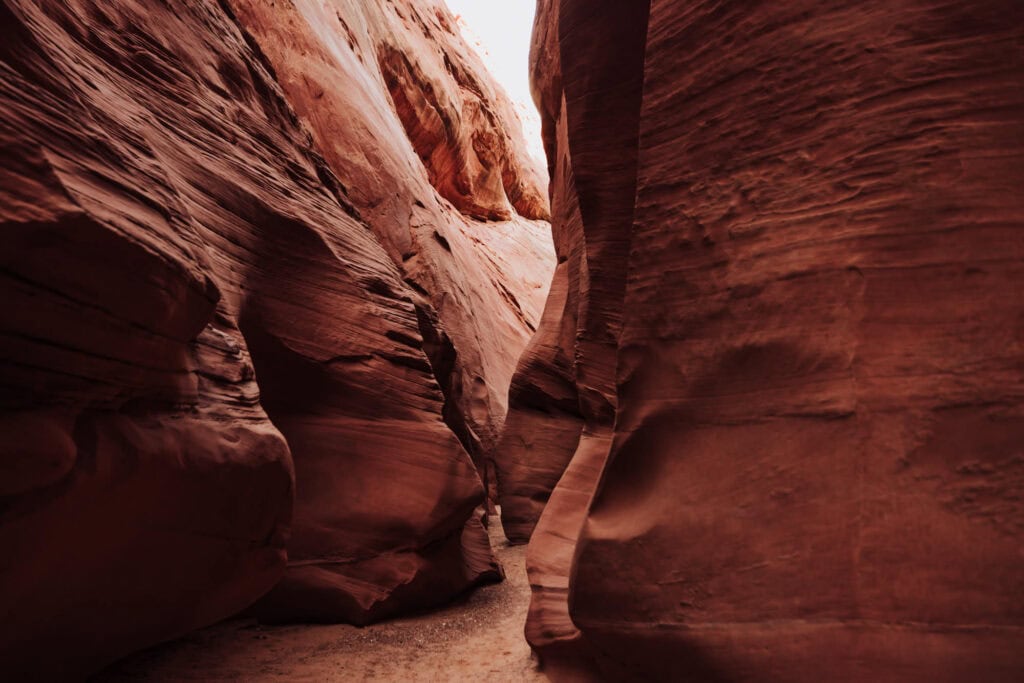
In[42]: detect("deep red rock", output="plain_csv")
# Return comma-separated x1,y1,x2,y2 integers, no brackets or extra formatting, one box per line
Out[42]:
0,0,550,676
519,0,1024,680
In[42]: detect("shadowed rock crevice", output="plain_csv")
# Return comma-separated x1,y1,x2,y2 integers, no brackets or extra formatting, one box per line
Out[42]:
412,302,475,456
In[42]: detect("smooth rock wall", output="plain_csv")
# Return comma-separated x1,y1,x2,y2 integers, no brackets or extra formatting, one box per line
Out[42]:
518,1,1024,680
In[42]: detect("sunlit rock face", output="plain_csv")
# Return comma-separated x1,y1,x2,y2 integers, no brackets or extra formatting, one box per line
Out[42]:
225,0,553,502
0,0,550,676
223,0,554,623
519,0,1024,680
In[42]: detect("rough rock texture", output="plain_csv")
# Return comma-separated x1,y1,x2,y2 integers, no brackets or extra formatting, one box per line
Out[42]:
520,0,1024,680
0,0,549,676
222,0,553,620
224,0,553,488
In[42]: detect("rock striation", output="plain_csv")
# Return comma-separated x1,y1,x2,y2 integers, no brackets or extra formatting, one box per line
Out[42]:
224,0,552,503
0,0,550,677
222,0,554,622
518,0,1024,680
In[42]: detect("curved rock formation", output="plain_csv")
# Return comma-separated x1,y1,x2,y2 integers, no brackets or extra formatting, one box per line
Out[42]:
489,0,582,546
497,0,649,551
223,0,553,622
517,0,649,668
519,0,1024,680
0,0,550,676
226,0,552,493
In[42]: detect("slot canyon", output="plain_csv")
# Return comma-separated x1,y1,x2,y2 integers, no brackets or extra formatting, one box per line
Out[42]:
1,0,1022,681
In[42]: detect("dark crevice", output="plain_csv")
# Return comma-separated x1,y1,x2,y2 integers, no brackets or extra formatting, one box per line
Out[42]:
432,230,452,252
412,303,481,463
385,329,422,349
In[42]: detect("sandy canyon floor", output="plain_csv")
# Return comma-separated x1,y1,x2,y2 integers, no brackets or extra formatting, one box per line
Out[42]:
96,518,546,682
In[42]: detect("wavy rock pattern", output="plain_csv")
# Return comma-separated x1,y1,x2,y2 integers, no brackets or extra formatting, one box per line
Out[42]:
518,0,1024,680
0,0,550,676
226,0,553,491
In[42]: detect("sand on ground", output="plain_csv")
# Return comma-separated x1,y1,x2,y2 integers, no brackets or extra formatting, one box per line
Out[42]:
95,518,547,682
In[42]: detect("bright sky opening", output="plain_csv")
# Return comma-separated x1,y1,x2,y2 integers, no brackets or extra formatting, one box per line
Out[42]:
443,0,545,166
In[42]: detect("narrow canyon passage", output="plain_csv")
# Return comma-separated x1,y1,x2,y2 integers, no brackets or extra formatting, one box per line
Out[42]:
2,0,1022,681
96,515,544,682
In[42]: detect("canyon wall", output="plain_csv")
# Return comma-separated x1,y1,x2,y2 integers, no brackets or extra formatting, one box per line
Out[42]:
520,0,1024,680
222,0,554,622
225,0,552,474
0,0,550,676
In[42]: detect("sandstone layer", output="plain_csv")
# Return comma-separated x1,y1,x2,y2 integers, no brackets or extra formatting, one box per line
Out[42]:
0,0,550,676
518,0,1024,680
222,0,553,621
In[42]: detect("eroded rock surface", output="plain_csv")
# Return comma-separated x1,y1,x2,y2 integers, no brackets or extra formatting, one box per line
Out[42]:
0,0,550,676
519,0,1024,680
225,0,552,490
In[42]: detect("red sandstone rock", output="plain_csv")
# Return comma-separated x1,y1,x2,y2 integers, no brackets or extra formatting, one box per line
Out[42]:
491,0,583,545
514,0,648,669
0,0,549,676
222,0,552,619
226,0,552,499
520,0,1024,680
